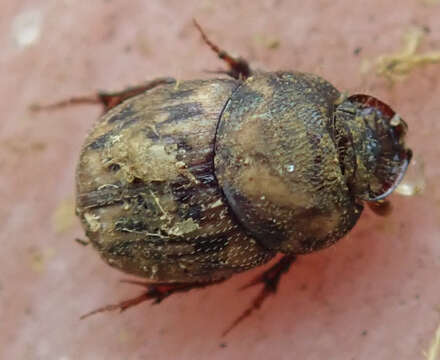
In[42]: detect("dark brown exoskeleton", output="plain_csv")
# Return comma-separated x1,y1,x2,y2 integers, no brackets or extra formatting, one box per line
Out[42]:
36,21,412,335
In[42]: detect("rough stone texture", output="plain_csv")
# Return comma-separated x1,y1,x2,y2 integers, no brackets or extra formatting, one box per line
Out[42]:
1,1,439,359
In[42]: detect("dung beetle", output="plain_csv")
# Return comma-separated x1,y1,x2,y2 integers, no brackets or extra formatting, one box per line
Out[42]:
37,21,412,334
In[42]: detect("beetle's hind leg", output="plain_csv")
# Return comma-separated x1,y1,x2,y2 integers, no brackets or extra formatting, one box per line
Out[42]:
193,19,252,80
222,255,297,336
80,278,225,320
30,77,176,113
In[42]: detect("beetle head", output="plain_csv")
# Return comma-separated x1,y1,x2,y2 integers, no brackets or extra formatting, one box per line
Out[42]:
334,94,412,201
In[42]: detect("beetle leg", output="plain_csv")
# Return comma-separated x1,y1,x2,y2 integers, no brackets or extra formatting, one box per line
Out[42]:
96,77,176,112
222,255,297,336
367,199,393,216
80,278,225,319
30,77,176,113
193,19,252,80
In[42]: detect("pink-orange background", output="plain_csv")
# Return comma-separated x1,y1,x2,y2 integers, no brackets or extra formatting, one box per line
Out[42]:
1,1,439,359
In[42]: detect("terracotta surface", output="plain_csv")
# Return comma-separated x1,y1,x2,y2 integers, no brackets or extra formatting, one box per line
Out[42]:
1,1,439,359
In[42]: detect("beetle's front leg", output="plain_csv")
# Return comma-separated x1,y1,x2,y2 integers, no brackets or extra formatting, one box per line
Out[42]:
30,77,176,113
222,255,297,336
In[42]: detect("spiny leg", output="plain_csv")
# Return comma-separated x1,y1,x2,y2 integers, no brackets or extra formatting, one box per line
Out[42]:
193,19,252,80
30,77,176,113
222,255,297,336
80,278,225,320
96,77,176,112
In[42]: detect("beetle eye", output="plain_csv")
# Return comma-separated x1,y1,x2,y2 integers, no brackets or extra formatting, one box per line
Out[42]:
348,95,413,201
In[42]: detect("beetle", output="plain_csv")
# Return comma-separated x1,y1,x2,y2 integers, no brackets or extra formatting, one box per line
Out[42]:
36,21,412,335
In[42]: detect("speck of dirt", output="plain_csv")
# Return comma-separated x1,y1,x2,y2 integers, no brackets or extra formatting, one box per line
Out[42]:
28,246,56,273
136,31,151,57
11,9,42,49
52,196,76,234
373,27,440,83
119,329,131,343
300,283,308,291
421,0,440,6
75,238,90,246
425,322,440,360
254,34,280,50
3,139,47,155
353,47,362,56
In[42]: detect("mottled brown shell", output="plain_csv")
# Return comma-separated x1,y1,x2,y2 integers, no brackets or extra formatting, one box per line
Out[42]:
76,78,274,282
